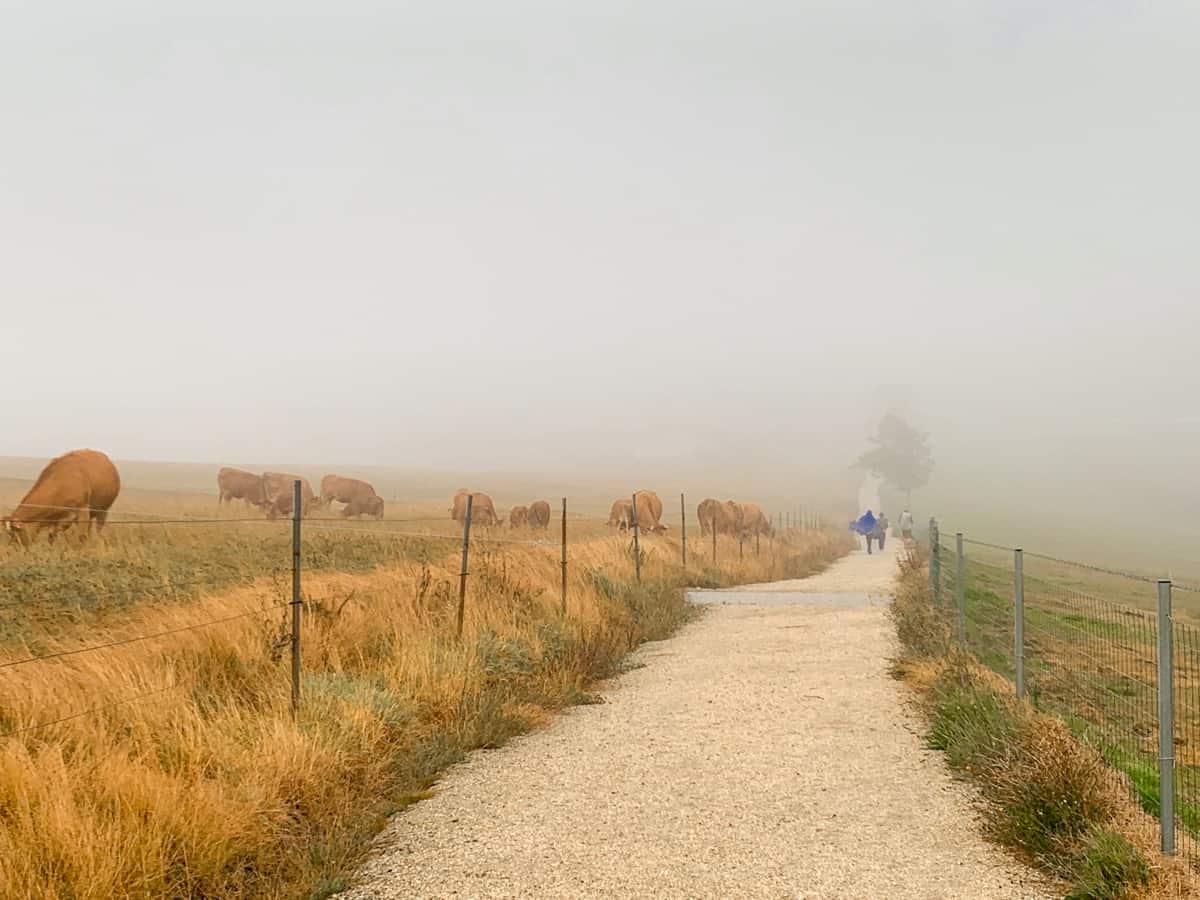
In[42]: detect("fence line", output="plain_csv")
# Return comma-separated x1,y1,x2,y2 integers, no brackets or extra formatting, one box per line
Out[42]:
0,490,838,747
0,605,290,671
927,517,1200,863
4,683,183,737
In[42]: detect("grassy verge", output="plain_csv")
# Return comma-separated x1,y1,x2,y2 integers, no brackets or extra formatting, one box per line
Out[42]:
0,527,851,898
891,549,1196,899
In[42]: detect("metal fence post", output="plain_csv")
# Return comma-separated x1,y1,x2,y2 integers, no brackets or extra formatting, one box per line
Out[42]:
560,497,567,616
712,517,717,564
930,518,940,604
456,494,474,638
956,532,966,645
680,492,687,569
290,479,302,720
1014,548,1026,700
630,492,641,583
1158,579,1176,855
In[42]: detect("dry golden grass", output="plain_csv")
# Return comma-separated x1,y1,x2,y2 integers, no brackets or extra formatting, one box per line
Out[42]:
0,493,850,899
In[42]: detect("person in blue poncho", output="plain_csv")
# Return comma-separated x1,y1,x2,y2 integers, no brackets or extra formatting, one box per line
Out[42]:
853,510,878,552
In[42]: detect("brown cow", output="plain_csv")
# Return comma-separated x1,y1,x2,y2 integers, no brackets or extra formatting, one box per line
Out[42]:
3,449,121,545
262,472,317,519
217,466,267,509
342,494,385,519
739,502,773,538
450,489,500,527
318,474,383,518
697,497,740,536
722,500,744,535
697,497,722,536
607,499,633,532
528,500,551,530
509,505,529,528
633,490,667,533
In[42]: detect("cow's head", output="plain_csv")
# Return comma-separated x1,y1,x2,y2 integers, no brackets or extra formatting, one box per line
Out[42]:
2,518,30,547
367,496,384,519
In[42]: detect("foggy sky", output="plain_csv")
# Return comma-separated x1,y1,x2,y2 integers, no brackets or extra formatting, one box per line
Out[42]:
4,2,1197,470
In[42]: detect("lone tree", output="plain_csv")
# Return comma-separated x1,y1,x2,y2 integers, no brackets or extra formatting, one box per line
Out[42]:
855,414,934,508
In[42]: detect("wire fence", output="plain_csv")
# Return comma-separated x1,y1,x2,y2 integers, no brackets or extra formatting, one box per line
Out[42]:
0,488,834,741
927,519,1200,862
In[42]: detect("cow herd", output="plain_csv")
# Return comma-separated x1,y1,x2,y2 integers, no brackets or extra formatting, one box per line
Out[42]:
697,498,773,541
601,492,774,541
448,490,554,530
2,448,782,550
217,467,384,519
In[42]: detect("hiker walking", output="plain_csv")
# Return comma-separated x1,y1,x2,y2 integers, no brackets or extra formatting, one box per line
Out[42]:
855,510,878,553
873,512,889,551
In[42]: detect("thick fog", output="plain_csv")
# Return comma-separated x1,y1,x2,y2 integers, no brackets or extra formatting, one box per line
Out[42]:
3,2,1197,494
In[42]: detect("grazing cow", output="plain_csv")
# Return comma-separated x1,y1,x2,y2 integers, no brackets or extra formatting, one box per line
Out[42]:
217,467,268,509
697,497,741,536
3,449,121,546
697,498,722,536
722,500,744,535
318,475,383,518
528,500,551,530
342,494,385,519
509,505,529,528
607,499,634,532
450,490,500,527
739,502,773,538
262,472,317,519
633,490,667,533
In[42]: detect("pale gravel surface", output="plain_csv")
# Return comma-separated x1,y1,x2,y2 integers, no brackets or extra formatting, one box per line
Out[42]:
341,545,1051,900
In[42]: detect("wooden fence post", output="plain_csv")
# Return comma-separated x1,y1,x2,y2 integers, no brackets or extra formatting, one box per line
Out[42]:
630,492,641,583
291,480,302,720
560,497,568,616
680,492,687,569
456,494,474,638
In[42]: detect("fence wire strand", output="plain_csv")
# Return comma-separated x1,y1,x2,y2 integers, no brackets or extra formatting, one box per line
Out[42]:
0,604,288,670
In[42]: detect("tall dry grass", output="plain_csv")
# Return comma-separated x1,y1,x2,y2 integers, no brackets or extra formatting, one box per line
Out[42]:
0,520,850,898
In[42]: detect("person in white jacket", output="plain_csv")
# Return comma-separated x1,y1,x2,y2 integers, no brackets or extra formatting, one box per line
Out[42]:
899,509,914,540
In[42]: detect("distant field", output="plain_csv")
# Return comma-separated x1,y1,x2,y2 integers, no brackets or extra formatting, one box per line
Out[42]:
884,457,1200,586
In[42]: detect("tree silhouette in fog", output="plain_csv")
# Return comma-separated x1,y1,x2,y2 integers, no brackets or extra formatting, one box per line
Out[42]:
855,414,934,507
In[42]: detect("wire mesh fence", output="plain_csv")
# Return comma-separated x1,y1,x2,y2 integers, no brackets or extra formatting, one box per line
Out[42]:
926,519,1200,862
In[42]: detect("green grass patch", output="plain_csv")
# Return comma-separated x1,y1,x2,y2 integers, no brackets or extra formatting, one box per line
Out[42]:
1065,829,1149,900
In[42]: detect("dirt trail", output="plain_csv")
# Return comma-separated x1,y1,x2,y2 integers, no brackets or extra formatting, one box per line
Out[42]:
341,544,1049,899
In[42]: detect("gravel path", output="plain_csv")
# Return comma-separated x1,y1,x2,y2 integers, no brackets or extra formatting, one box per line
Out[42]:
341,545,1049,899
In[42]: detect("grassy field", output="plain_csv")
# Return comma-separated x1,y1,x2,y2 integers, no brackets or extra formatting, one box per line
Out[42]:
0,470,852,898
927,535,1200,869
891,550,1198,899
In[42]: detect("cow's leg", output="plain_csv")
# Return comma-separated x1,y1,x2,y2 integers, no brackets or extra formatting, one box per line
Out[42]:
76,506,92,544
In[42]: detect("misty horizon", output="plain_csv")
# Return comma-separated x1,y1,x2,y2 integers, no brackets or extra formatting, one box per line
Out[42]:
4,2,1197,483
